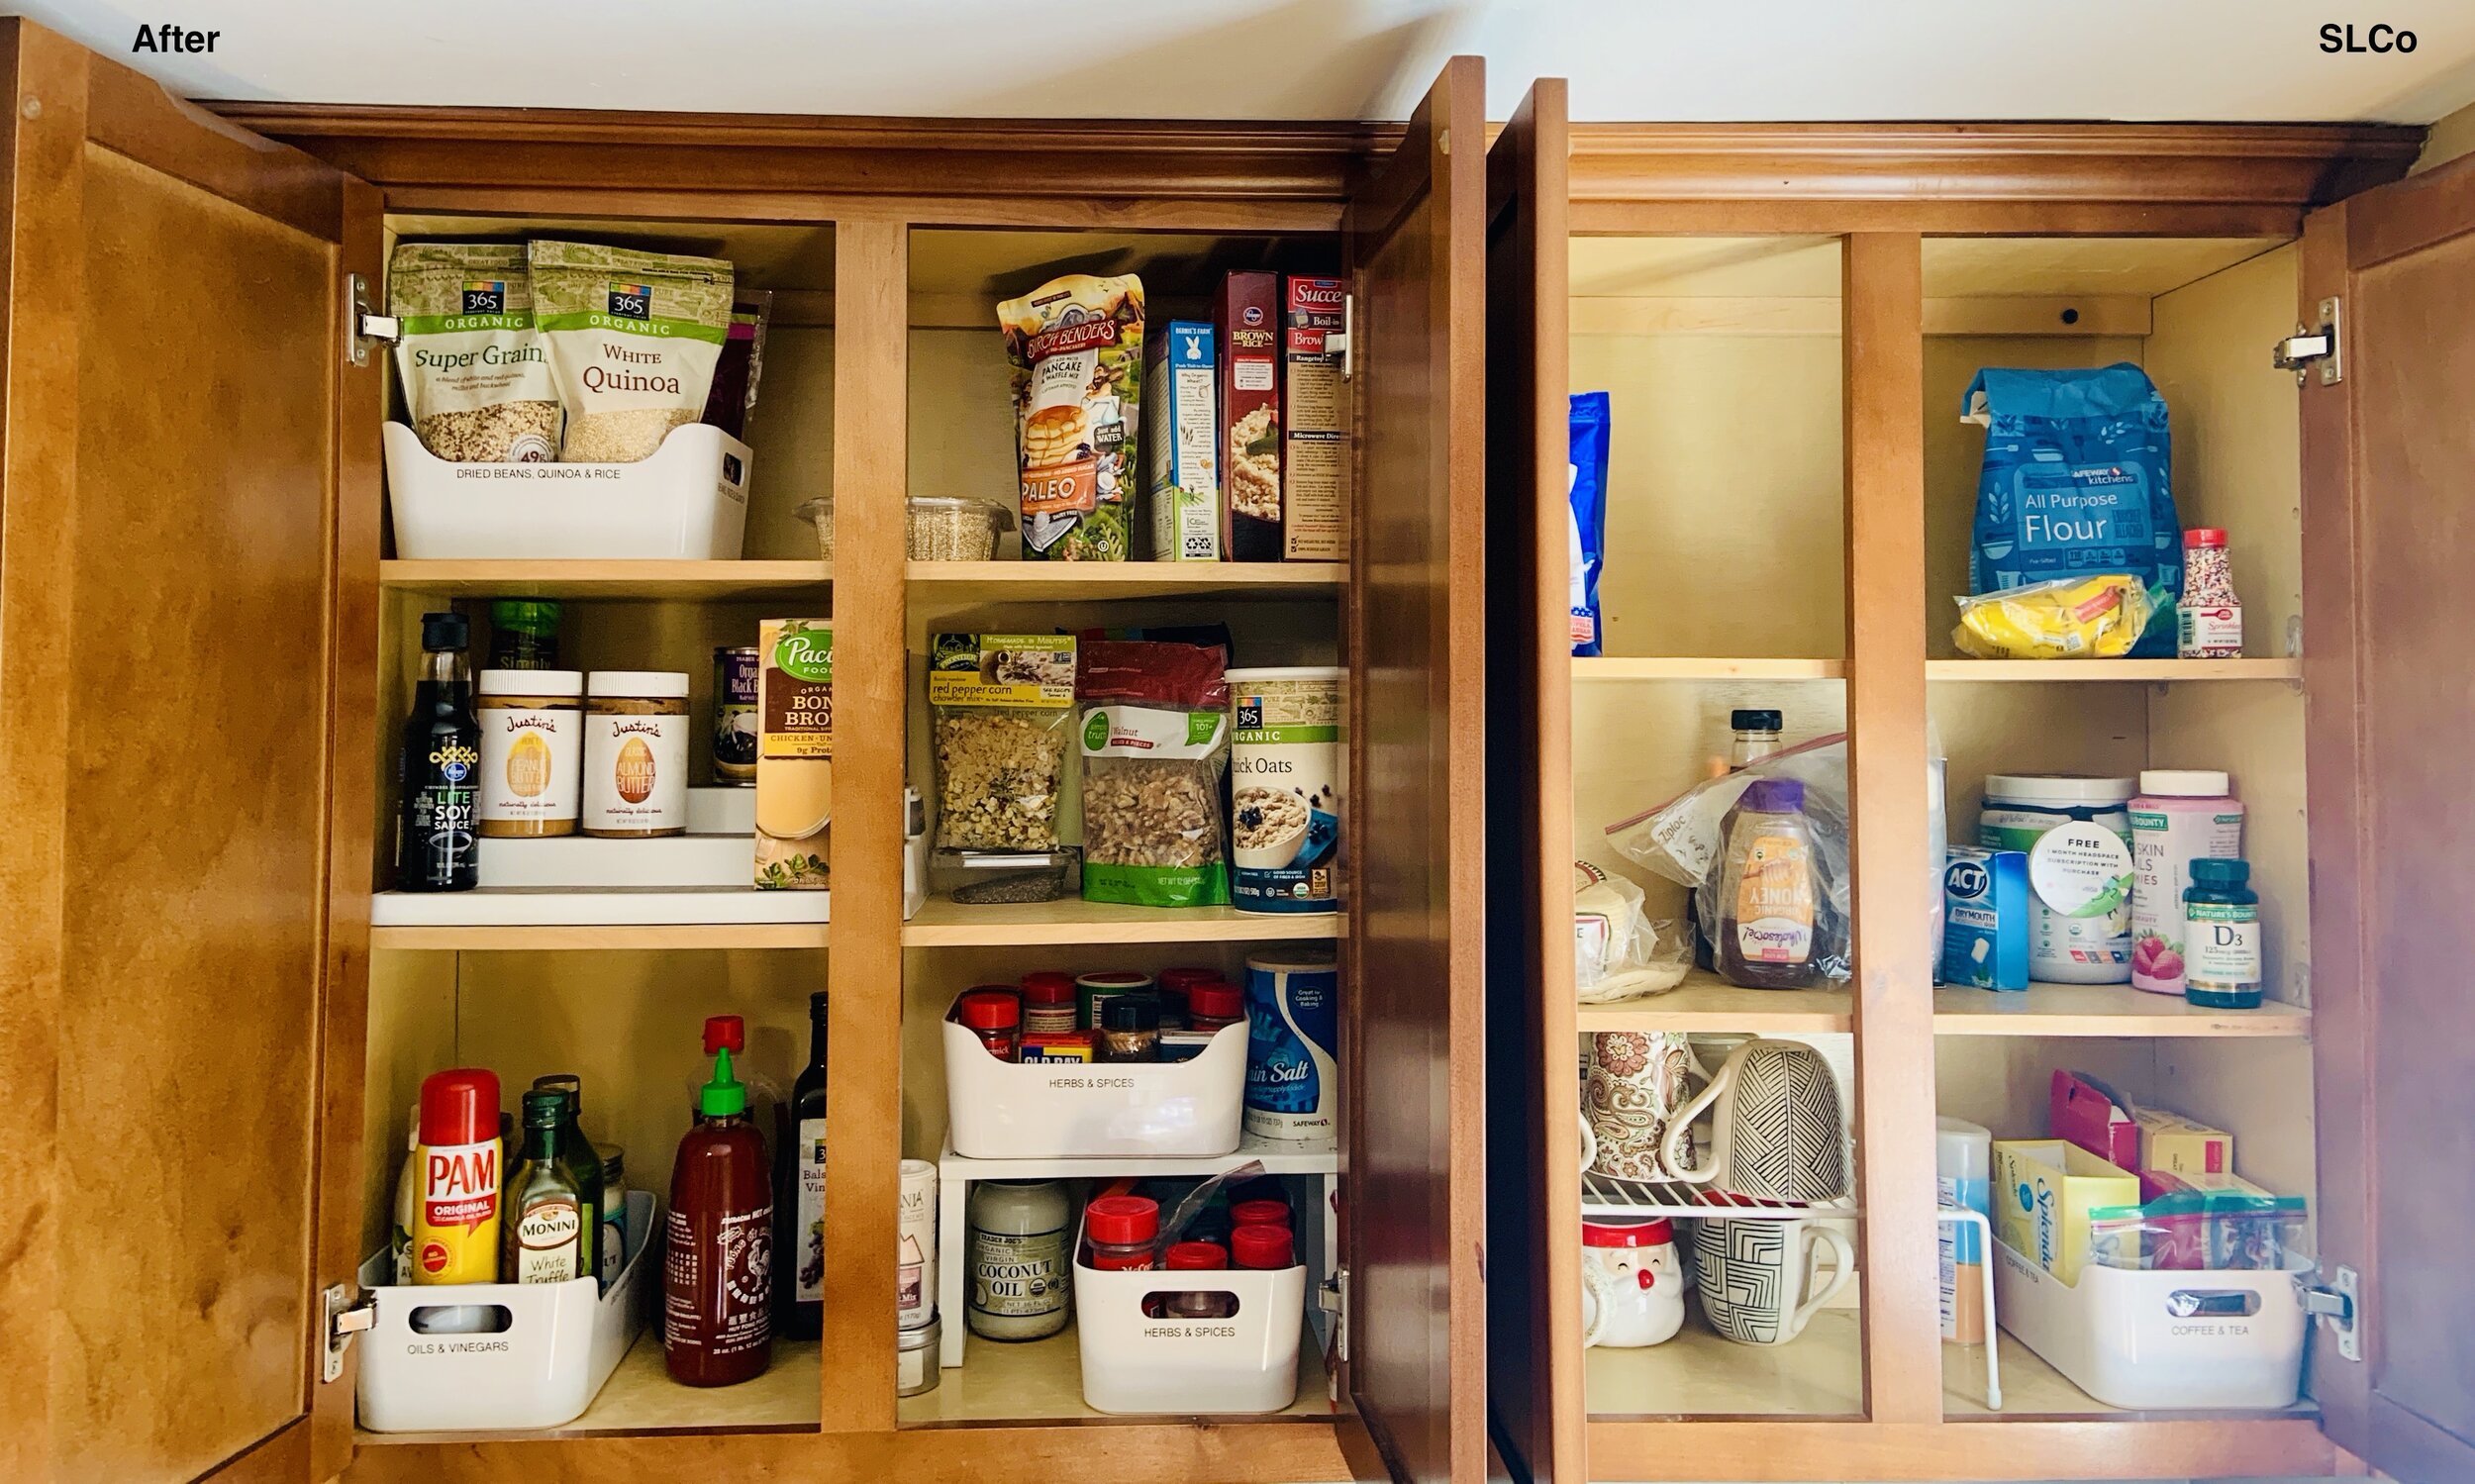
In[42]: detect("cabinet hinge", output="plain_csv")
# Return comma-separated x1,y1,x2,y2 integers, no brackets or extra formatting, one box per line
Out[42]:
2303,1264,2361,1362
1333,293,1354,382
2271,297,2341,386
1318,1267,1349,1363
323,1280,377,1383
348,272,399,367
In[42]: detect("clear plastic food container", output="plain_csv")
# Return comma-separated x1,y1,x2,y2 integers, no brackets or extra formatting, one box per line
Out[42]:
908,497,1014,560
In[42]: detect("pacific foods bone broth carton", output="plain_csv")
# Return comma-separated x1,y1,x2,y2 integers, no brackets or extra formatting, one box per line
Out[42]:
1143,320,1221,560
754,620,833,888
1216,272,1283,560
1281,276,1347,560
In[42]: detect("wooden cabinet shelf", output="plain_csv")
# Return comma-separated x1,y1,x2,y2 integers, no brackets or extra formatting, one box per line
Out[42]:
1932,981,2311,1038
358,1337,822,1444
907,560,1343,603
903,897,1341,946
1574,656,1846,680
1925,657,2301,682
900,1324,1336,1428
379,559,830,599
369,922,830,950
1577,970,1854,1034
1586,1309,1866,1419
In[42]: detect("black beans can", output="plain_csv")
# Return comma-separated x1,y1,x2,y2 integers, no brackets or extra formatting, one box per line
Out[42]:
713,645,760,784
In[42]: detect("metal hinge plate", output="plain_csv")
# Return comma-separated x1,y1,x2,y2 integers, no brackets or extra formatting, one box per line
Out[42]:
348,272,399,367
323,1281,377,1383
1319,1267,1348,1363
2304,1263,2361,1362
2271,297,2341,386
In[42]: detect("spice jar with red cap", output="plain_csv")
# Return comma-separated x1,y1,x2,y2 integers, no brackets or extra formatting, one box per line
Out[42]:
1019,972,1077,1036
1231,1224,1295,1271
1230,1197,1290,1231
1580,1216,1682,1348
1163,1239,1233,1319
956,988,1022,1062
1084,1195,1159,1271
1186,980,1245,1036
1155,966,1218,1029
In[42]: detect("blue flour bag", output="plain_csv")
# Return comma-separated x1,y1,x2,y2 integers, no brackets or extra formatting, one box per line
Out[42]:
1962,364,2180,656
1568,392,1611,656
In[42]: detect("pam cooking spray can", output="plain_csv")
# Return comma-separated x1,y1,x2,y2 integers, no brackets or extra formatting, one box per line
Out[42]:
1243,952,1338,1143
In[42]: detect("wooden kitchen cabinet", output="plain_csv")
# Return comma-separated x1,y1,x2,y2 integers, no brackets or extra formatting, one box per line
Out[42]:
1485,82,2475,1483
1,19,1485,1484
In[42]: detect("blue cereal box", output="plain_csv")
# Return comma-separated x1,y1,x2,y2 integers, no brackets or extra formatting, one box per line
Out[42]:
1143,320,1221,560
1942,846,2030,990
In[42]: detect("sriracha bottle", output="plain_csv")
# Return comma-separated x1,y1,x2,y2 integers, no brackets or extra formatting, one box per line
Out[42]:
664,1037,773,1386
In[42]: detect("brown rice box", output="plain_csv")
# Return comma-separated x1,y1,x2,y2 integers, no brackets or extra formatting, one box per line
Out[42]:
1282,275,1347,560
1216,271,1283,561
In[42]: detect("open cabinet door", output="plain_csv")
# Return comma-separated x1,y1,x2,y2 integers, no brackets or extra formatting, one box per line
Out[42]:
2299,149,2475,1484
1339,52,1488,1484
0,20,382,1484
1479,80,1579,1484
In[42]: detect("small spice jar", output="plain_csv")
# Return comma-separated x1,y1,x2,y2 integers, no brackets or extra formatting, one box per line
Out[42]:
1231,1224,1296,1271
1156,966,1218,1030
1084,1196,1160,1271
956,987,1023,1061
712,645,760,785
1186,980,1245,1037
1097,998,1161,1063
1076,970,1154,1032
583,672,689,838
2183,857,2263,1010
2178,528,2244,658
897,1320,941,1397
1230,1198,1291,1232
477,669,583,839
1163,1240,1233,1319
1020,972,1078,1036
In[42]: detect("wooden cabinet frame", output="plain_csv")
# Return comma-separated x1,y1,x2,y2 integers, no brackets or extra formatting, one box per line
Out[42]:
1485,99,2433,1484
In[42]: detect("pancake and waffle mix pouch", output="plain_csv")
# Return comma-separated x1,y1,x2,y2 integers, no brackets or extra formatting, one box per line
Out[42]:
1962,364,2181,658
1000,273,1144,561
530,241,733,462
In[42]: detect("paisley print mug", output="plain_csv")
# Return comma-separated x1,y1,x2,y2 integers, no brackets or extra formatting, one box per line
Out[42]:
1582,1032,1702,1182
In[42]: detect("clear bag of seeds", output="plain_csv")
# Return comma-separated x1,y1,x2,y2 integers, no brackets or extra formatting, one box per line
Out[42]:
928,635,1078,853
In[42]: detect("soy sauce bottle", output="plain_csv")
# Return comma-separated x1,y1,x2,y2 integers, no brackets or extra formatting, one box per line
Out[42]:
396,611,481,891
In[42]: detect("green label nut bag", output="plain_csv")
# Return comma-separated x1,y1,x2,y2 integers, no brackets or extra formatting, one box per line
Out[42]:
530,241,734,463
388,243,560,462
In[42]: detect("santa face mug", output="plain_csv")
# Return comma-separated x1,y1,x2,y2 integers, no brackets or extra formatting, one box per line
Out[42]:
1581,1217,1684,1347
1582,1032,1702,1182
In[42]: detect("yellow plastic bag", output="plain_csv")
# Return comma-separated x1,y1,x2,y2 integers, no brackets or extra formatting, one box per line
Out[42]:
1953,574,2155,660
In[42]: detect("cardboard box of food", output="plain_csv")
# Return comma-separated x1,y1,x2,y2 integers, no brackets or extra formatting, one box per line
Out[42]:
1142,320,1220,561
1281,274,1347,561
1215,271,1282,561
1994,1138,2140,1285
2134,1106,2233,1181
754,619,832,888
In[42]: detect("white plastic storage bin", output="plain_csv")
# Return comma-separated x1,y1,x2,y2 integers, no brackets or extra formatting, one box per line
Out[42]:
385,422,752,559
941,1017,1246,1160
1992,1237,2307,1410
354,1190,657,1433
1073,1248,1305,1415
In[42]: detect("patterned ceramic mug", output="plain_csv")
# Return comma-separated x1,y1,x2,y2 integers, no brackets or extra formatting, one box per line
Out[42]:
1583,1032,1701,1182
1660,1037,1845,1203
1691,1216,1856,1345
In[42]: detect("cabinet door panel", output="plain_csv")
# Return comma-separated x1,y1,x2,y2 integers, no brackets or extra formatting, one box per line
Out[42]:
1479,79,1582,1484
1341,52,1488,1484
0,20,379,1484
2300,149,2475,1484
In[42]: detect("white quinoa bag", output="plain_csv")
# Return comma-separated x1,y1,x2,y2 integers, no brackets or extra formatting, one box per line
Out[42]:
530,241,734,463
1229,666,1342,914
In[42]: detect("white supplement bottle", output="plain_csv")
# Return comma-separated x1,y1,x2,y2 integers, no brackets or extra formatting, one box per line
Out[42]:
1980,775,2137,984
2128,770,2245,996
966,1179,1069,1341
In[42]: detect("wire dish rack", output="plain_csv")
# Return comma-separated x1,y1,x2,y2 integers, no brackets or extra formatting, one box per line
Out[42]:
1579,1171,1857,1220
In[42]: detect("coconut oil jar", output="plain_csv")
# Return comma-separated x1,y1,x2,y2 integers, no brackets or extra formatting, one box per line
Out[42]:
477,669,583,838
583,671,689,838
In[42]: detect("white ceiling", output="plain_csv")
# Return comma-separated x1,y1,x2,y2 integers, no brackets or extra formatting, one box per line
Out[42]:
22,0,2475,124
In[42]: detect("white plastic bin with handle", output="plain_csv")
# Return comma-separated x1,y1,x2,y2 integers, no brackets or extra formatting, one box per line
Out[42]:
1991,1237,2307,1410
1072,1246,1305,1414
941,1017,1246,1160
385,422,751,559
354,1190,657,1433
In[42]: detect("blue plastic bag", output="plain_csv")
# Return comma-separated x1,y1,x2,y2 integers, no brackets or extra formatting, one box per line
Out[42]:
1963,364,2180,657
1568,391,1611,656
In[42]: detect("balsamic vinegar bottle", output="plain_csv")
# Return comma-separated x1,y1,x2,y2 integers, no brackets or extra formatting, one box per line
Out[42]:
780,990,829,1339
396,611,481,891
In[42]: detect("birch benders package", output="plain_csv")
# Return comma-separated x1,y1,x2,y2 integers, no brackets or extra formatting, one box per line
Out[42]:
999,273,1144,561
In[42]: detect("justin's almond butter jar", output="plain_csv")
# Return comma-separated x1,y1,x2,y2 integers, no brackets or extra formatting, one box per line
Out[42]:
478,670,584,838
583,672,689,838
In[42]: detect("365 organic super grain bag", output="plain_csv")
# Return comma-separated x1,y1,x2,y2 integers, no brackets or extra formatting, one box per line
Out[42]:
530,241,734,463
388,243,560,462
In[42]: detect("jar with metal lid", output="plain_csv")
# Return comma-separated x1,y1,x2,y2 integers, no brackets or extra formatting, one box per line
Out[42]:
896,1319,941,1396
583,671,690,838
1075,970,1154,1032
967,1179,1069,1341
712,646,760,785
477,669,584,838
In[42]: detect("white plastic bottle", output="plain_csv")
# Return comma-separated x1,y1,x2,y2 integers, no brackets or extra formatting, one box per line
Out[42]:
2128,770,2245,996
1980,775,2137,984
